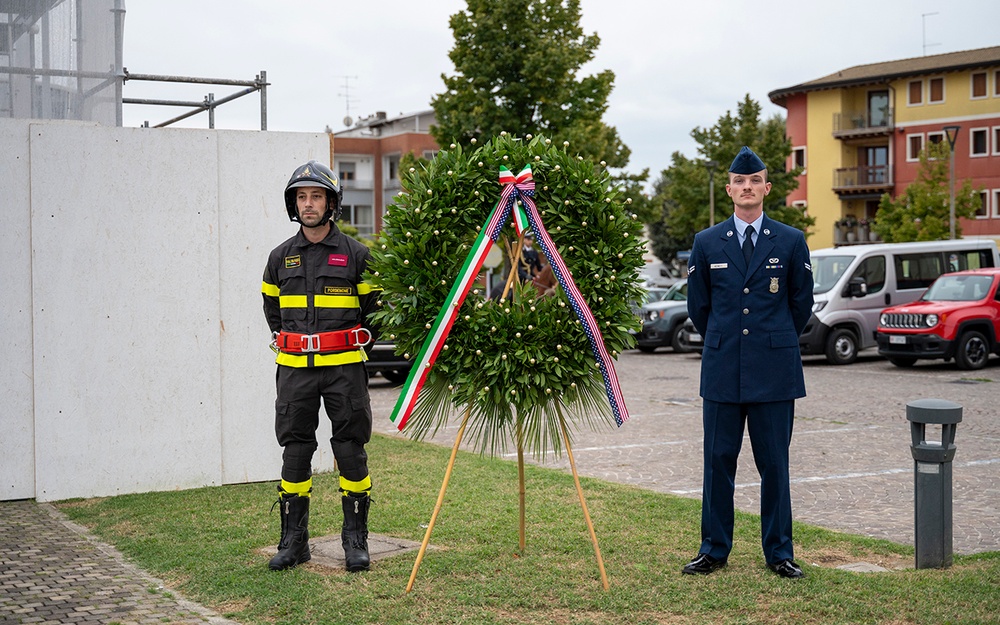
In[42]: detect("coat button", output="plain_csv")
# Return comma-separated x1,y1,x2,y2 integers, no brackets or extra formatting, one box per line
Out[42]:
743,308,749,315
743,287,750,294
742,329,749,335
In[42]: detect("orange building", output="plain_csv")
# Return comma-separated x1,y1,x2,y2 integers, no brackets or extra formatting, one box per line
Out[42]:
769,46,1000,249
332,110,439,236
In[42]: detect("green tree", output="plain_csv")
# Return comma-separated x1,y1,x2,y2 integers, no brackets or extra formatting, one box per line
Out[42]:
430,0,629,168
647,95,812,264
873,141,979,242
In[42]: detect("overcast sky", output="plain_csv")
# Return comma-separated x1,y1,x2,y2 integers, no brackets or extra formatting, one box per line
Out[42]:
122,0,999,184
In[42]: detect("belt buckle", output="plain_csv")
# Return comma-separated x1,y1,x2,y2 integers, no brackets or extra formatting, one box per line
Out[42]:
350,327,372,348
302,334,321,353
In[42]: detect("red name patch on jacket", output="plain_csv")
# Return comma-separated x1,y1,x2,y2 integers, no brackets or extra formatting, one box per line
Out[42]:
328,254,348,266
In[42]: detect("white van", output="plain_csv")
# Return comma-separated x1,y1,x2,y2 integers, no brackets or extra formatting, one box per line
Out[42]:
803,239,1000,364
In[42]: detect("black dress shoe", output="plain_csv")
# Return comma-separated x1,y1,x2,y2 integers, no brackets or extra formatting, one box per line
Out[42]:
767,559,804,579
681,553,727,575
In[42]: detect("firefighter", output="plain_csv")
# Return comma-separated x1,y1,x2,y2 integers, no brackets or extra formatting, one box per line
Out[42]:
261,160,380,572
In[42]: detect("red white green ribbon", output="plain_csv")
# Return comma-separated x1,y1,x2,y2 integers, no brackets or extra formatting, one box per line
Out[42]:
389,164,629,430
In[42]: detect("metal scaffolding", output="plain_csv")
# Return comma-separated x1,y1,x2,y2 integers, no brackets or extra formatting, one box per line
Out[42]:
2,0,268,129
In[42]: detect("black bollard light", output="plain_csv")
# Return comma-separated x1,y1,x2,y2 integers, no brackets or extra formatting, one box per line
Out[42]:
906,398,962,569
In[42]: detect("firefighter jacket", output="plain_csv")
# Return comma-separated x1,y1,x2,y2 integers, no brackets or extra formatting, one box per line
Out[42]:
262,225,381,368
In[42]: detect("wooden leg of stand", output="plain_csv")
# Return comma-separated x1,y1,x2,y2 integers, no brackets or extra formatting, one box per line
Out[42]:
405,408,471,593
500,238,525,301
558,410,610,590
517,439,526,552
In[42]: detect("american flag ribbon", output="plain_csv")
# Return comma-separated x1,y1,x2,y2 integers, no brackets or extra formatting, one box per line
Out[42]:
389,164,629,430
501,165,629,426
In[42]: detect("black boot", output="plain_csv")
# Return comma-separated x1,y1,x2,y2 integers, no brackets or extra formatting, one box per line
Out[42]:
268,491,311,570
341,492,371,572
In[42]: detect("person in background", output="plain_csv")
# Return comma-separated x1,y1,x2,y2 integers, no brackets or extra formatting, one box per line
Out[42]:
261,160,381,572
683,146,814,579
519,231,542,280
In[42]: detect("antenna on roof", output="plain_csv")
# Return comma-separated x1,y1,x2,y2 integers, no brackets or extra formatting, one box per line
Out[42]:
337,75,360,126
921,12,940,56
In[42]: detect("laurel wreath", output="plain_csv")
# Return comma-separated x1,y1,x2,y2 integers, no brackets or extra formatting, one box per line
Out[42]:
367,134,645,456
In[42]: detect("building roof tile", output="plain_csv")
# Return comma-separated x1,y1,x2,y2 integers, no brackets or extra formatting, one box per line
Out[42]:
770,46,1000,106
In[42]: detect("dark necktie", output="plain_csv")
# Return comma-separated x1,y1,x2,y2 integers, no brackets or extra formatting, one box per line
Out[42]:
743,225,755,266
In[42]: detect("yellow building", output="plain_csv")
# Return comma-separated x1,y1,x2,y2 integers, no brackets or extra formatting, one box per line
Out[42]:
769,46,1000,249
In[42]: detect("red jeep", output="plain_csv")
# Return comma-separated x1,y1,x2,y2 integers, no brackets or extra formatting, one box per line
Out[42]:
876,268,1000,370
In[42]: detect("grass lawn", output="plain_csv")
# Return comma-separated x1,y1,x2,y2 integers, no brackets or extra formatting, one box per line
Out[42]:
57,433,999,625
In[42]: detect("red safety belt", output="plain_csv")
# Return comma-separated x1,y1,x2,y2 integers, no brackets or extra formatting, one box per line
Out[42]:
274,325,372,354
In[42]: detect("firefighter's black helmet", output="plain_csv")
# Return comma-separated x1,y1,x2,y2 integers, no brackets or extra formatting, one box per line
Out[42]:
284,160,342,224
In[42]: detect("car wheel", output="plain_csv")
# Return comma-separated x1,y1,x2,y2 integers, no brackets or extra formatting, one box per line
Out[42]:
955,330,989,370
888,357,917,368
637,345,657,353
382,369,411,384
671,323,692,353
825,328,858,365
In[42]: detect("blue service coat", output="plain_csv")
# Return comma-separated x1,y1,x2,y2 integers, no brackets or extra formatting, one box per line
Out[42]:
686,214,814,404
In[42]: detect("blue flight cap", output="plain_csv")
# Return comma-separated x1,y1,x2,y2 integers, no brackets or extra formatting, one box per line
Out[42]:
728,146,767,174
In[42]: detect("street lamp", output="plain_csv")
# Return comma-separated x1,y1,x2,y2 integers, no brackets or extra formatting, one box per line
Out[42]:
705,160,718,227
943,125,961,240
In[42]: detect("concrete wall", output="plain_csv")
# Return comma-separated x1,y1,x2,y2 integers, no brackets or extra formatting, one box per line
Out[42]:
0,118,337,502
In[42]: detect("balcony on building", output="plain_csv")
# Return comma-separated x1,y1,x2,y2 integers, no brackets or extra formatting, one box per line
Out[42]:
832,108,894,139
340,178,374,191
832,164,893,197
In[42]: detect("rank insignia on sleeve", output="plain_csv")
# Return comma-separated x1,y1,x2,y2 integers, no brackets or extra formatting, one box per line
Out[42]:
284,255,301,269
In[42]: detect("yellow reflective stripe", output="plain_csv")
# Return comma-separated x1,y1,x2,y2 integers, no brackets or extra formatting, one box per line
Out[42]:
357,282,379,295
262,281,279,297
339,474,372,494
315,295,359,309
315,350,365,366
280,478,312,497
279,295,307,308
275,349,365,368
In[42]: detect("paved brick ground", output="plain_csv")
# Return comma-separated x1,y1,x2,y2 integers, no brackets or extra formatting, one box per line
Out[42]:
0,501,238,625
370,350,1000,556
2,349,997,624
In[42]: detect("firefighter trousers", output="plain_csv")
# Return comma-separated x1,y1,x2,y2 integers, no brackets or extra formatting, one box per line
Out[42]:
274,362,372,484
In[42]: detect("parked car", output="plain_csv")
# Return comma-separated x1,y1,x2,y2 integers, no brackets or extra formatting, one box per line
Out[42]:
635,279,693,353
363,339,412,384
677,317,703,353
804,239,998,365
631,285,672,315
876,268,1000,370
